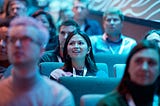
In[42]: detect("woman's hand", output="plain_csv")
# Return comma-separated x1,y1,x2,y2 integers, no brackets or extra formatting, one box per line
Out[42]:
50,69,72,80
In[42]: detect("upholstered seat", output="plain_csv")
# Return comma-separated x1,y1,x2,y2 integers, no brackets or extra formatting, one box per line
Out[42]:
94,53,128,77
39,62,109,77
59,77,121,106
113,64,126,78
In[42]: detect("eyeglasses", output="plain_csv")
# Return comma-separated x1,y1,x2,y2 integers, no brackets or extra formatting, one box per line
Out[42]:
7,36,41,46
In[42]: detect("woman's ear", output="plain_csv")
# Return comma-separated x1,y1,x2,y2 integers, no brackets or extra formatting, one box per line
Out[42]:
87,47,91,54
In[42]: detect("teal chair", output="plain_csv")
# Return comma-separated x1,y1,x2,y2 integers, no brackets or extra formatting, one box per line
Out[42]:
39,62,109,77
113,64,126,78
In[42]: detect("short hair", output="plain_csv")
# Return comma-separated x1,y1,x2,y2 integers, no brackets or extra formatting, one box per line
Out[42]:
58,20,80,32
118,40,160,95
103,7,124,21
8,16,49,48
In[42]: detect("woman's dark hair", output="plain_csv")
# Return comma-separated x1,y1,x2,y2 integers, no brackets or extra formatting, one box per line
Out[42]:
118,40,160,95
62,30,98,74
32,10,56,37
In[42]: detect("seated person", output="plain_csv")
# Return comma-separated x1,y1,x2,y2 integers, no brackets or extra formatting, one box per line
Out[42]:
39,20,80,63
91,7,136,54
72,0,103,36
144,29,160,47
0,21,10,79
50,30,107,80
0,16,74,106
97,40,160,106
32,10,57,51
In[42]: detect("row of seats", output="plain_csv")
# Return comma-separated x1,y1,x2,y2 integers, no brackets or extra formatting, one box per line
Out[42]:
39,62,126,78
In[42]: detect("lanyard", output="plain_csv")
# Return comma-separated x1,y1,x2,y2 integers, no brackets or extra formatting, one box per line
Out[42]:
126,93,159,106
72,67,87,77
108,38,125,54
57,56,62,62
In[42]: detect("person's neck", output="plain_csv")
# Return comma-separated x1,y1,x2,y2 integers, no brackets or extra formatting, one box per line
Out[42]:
75,19,85,26
12,65,41,90
72,59,85,70
60,48,63,58
106,33,122,42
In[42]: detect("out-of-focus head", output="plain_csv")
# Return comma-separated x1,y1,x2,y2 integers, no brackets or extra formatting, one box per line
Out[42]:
58,20,79,49
0,21,10,61
72,0,89,21
6,0,28,18
103,7,124,36
32,10,56,36
7,17,49,65
120,40,160,87
144,30,160,47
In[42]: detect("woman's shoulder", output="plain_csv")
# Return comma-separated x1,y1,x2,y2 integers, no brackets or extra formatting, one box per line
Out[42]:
97,90,127,106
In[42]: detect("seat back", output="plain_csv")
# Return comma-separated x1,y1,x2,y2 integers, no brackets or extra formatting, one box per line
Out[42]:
80,94,105,106
39,62,64,77
59,77,121,106
113,64,126,78
94,53,128,77
39,62,109,77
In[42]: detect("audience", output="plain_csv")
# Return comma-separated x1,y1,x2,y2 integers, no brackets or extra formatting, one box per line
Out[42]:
72,0,103,36
144,29,160,48
39,20,80,63
0,17,75,106
91,7,137,55
50,30,107,80
32,10,57,51
98,40,160,106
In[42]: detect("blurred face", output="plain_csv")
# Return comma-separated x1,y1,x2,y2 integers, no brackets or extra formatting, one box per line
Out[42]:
72,1,88,21
146,32,160,47
59,25,76,49
8,1,27,18
128,49,160,86
0,26,8,61
103,14,123,36
67,34,89,60
7,25,42,65
35,14,50,31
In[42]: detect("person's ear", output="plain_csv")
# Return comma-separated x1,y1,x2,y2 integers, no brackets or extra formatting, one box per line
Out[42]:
87,47,91,54
40,47,45,57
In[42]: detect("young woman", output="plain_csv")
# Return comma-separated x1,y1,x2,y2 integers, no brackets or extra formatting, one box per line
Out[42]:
50,30,106,80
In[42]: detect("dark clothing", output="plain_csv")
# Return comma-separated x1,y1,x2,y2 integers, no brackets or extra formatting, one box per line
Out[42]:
45,36,58,51
82,19,103,36
97,90,128,106
39,46,63,63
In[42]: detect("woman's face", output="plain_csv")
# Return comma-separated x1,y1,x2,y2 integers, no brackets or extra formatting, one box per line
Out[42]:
146,32,160,47
35,14,50,31
67,34,89,60
128,49,160,86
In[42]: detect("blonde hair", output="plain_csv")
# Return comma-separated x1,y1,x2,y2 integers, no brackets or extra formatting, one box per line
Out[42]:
8,16,49,48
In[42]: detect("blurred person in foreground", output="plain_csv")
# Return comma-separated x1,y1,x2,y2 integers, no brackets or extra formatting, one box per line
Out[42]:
0,17,75,106
98,40,160,106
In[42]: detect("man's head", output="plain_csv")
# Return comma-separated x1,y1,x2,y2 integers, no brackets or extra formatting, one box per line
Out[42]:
6,0,28,18
103,7,124,36
58,20,79,49
7,17,49,66
72,0,88,21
